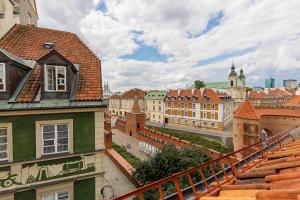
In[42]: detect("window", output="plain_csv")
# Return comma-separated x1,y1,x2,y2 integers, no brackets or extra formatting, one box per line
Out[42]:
184,111,187,116
203,104,207,109
42,191,69,200
56,66,66,91
192,103,195,109
0,63,5,91
45,65,66,91
192,112,196,117
0,128,8,161
42,124,68,155
159,106,161,111
153,106,155,111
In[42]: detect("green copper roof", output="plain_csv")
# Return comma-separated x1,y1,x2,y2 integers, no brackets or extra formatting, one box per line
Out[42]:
190,82,228,89
205,82,228,89
145,91,167,100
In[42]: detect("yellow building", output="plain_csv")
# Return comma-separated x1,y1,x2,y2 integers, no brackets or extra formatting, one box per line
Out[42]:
164,88,234,131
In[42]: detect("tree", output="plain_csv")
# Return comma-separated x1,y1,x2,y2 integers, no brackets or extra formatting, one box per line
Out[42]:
133,145,211,184
132,145,212,199
194,80,206,89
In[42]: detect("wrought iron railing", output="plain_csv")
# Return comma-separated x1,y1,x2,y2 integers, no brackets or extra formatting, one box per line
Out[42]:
112,126,298,200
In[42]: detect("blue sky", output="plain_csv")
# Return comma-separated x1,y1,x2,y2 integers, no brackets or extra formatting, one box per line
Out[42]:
37,0,300,91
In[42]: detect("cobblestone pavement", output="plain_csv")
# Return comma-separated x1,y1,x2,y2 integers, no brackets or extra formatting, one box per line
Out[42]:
112,128,150,161
102,154,136,199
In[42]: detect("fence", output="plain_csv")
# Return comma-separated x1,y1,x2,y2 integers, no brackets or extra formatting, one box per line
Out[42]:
112,126,298,200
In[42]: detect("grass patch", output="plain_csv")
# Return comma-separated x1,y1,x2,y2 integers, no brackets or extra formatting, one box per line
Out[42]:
148,126,232,154
112,142,141,168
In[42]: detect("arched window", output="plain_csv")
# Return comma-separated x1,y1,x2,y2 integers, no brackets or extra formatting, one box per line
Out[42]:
230,80,234,87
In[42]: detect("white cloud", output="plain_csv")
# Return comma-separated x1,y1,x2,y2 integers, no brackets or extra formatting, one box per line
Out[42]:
37,0,300,91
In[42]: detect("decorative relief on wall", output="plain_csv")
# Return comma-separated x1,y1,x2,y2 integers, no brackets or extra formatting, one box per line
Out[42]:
0,155,95,191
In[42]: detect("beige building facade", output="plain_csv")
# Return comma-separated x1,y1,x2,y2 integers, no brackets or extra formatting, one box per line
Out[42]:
109,88,145,118
0,0,37,38
145,91,167,124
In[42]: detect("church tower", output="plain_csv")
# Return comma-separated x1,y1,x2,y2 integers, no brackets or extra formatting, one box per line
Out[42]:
228,63,238,87
238,68,246,87
227,64,247,106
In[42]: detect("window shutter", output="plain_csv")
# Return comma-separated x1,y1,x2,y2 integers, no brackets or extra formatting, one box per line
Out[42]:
215,104,218,110
215,112,218,120
207,112,211,119
208,104,211,110
201,112,203,118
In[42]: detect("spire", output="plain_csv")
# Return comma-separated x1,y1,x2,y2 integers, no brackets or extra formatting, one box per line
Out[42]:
229,63,237,76
239,68,245,79
131,96,141,113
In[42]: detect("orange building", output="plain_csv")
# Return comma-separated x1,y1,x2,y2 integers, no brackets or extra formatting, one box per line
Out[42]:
164,88,234,131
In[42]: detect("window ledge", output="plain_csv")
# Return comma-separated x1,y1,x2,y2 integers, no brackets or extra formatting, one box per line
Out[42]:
41,152,70,159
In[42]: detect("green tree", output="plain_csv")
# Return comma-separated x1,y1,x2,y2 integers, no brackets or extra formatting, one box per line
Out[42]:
133,145,211,184
194,80,206,89
133,145,211,199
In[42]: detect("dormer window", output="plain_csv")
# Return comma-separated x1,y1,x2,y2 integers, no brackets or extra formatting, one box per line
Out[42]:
45,65,66,91
0,63,5,91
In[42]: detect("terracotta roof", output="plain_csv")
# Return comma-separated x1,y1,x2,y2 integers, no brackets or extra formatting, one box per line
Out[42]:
110,94,122,99
248,89,294,99
234,100,261,120
122,88,145,99
255,108,300,118
166,88,230,103
180,89,192,97
235,100,300,120
0,24,102,101
284,96,300,107
202,88,225,103
201,137,300,200
131,97,141,113
16,64,41,102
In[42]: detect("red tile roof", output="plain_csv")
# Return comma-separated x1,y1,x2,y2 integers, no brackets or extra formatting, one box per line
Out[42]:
166,88,231,103
17,64,41,102
234,100,261,120
122,88,145,99
235,100,300,120
0,25,102,101
248,89,294,99
284,96,300,107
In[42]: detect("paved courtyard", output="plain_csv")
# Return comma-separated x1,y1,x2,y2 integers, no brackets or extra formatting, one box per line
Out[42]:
112,128,149,161
103,155,136,199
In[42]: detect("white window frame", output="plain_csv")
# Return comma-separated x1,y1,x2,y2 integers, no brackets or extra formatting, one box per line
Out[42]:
0,123,12,162
0,63,6,91
0,127,8,161
42,191,69,200
56,66,67,91
42,123,69,155
44,65,67,92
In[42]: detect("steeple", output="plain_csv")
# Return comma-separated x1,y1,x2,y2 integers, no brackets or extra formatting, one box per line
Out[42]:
131,96,141,113
229,63,237,76
239,68,245,79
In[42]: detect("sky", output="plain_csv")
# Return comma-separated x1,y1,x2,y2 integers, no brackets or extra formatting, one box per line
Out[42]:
36,0,300,92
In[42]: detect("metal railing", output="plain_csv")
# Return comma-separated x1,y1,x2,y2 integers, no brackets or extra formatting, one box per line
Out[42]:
112,126,297,200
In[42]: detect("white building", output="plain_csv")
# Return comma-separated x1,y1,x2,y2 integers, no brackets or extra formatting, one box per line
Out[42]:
0,0,38,38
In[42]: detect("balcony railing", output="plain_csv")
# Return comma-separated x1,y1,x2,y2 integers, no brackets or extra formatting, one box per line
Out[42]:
112,126,298,200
